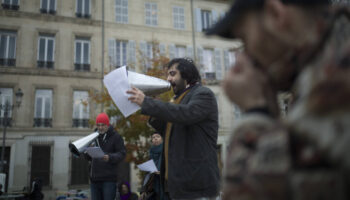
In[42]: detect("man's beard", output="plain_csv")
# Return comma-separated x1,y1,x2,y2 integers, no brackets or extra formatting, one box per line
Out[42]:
172,80,187,95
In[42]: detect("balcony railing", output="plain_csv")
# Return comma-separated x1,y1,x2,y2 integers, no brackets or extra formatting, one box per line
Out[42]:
1,3,19,10
33,118,52,127
0,117,12,127
72,119,89,128
0,58,16,66
75,13,91,19
37,61,54,69
74,63,90,71
40,8,56,15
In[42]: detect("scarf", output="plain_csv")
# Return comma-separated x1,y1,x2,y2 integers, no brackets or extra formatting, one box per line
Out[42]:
150,143,163,170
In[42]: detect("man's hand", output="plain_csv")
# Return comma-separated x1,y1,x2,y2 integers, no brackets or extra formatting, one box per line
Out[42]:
103,154,109,162
127,87,145,106
222,53,272,111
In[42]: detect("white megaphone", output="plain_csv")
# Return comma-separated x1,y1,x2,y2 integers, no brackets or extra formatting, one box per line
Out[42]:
127,70,171,96
69,132,99,157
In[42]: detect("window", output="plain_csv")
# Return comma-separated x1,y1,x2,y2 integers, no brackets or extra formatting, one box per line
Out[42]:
115,40,127,68
74,37,90,71
201,10,212,31
233,104,241,119
1,0,19,10
145,2,157,26
109,40,135,68
173,6,185,30
40,0,56,14
34,89,52,127
37,35,55,69
224,50,236,72
72,91,89,128
145,42,153,69
76,0,90,18
30,145,51,187
228,51,236,69
71,155,89,185
115,0,128,23
175,46,186,58
203,48,215,80
0,88,13,127
0,30,16,66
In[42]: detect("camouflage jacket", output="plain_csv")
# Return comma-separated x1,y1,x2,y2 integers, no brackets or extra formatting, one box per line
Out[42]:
223,7,350,200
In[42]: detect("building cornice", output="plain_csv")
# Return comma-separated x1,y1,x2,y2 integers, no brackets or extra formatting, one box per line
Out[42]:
0,67,102,79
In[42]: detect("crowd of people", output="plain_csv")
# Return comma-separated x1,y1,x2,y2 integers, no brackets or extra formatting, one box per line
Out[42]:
75,0,350,200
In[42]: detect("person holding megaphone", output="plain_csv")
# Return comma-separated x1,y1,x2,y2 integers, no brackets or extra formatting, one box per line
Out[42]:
127,58,220,200
84,113,126,200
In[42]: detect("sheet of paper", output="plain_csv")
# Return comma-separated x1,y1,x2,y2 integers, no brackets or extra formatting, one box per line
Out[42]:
137,159,158,173
86,147,105,159
103,66,140,117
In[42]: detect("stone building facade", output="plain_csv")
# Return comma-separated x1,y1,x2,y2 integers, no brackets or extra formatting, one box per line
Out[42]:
0,0,240,198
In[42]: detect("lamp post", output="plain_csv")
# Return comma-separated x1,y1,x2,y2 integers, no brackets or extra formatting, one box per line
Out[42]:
0,88,23,173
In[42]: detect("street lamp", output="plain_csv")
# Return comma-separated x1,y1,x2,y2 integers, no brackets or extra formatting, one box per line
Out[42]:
0,88,23,173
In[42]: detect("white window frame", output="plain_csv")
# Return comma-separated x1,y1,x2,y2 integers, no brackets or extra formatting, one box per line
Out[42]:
201,10,212,31
115,0,128,23
203,48,214,73
115,40,128,67
203,48,215,79
34,89,52,119
0,88,13,118
76,0,91,17
228,51,236,68
0,31,16,61
173,6,185,30
37,35,55,62
175,46,186,58
72,91,89,120
40,0,56,12
145,2,157,26
74,38,90,65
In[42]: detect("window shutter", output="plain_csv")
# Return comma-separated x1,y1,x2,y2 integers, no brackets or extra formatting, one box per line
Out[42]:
212,10,218,25
159,43,166,56
214,48,222,80
195,8,202,32
197,46,203,75
186,45,193,59
108,39,116,67
224,50,230,71
139,41,147,57
128,40,136,65
168,44,176,59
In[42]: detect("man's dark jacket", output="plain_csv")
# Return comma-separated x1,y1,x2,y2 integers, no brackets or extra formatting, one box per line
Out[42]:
89,126,126,182
141,84,220,199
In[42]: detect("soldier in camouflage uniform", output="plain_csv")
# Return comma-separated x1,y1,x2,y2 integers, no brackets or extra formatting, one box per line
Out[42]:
207,0,350,199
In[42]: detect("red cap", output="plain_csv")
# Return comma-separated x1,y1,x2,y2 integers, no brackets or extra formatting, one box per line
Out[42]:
96,113,110,126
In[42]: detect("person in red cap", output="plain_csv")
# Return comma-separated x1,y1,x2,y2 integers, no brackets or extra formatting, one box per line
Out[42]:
85,112,126,200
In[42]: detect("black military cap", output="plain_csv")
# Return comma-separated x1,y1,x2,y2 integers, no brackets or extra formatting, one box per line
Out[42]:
206,0,331,39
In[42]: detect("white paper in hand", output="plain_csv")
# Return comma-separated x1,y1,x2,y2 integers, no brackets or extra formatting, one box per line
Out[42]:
86,147,105,159
103,66,140,117
137,159,158,173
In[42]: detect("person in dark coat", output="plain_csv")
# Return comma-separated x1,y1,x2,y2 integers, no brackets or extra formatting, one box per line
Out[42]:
86,113,126,200
127,58,220,200
140,132,165,200
118,181,138,200
29,178,44,200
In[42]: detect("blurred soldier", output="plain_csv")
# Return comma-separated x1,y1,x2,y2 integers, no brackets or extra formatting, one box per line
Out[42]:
207,0,350,199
